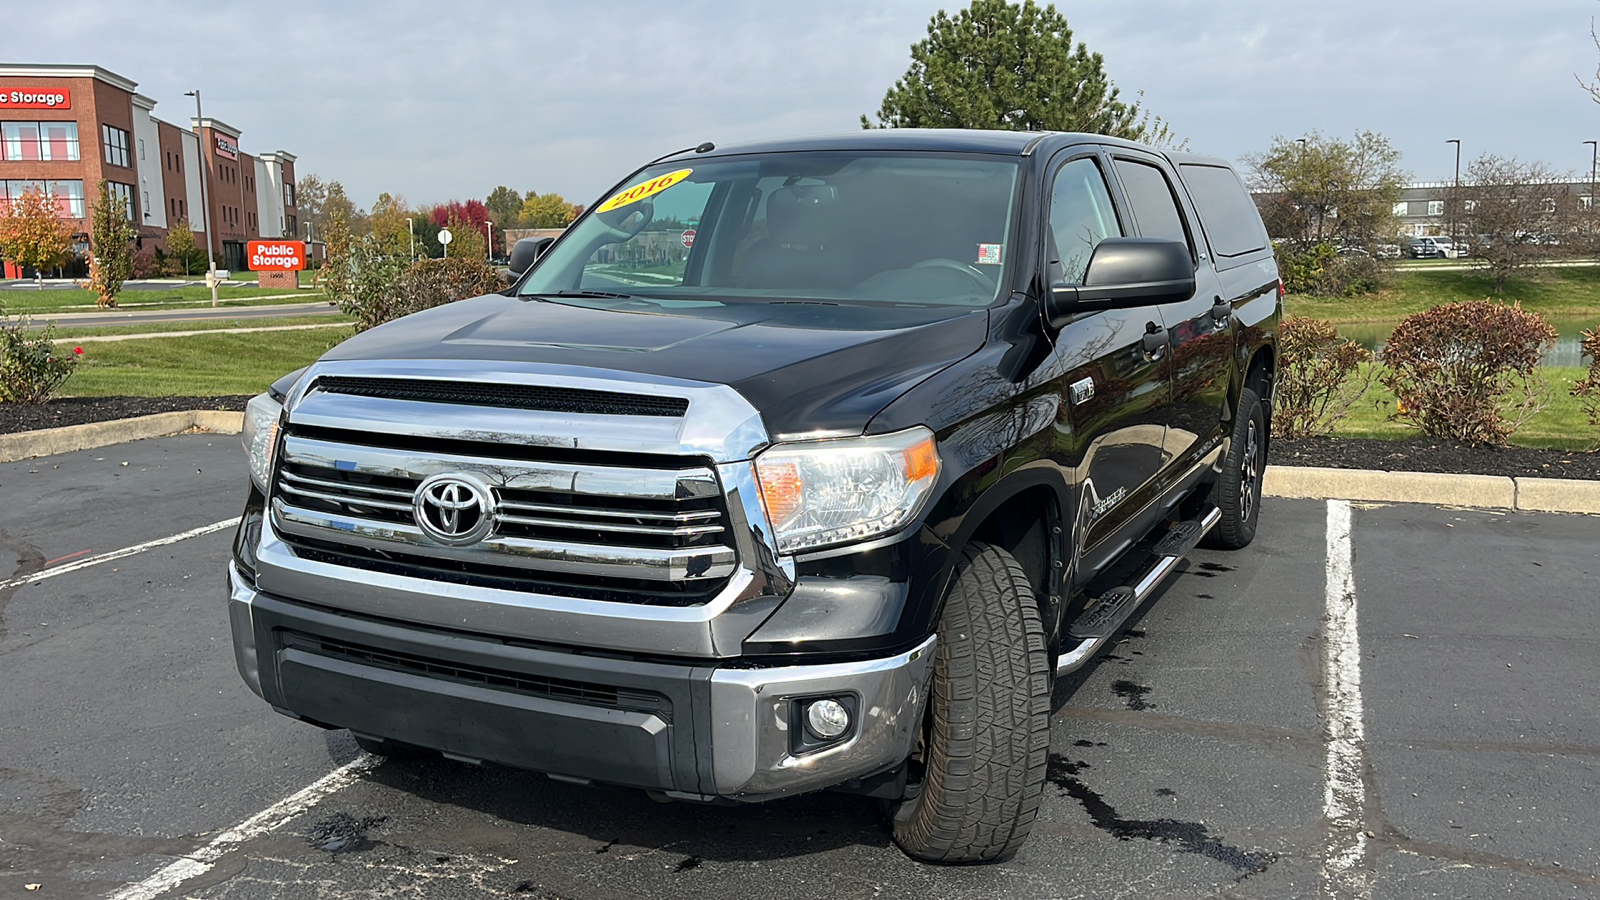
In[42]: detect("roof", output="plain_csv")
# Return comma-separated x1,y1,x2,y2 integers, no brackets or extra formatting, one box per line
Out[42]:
668,128,1129,161
0,64,138,93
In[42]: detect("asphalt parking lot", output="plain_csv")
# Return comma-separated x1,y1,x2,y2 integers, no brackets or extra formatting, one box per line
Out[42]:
1,434,1596,899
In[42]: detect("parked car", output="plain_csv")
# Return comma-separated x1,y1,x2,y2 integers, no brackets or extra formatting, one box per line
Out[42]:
1374,243,1403,259
1409,236,1456,258
230,129,1281,864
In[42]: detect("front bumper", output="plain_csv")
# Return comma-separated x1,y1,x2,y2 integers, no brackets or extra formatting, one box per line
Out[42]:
228,563,935,800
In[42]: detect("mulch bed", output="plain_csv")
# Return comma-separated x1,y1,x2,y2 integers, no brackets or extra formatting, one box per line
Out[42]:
3,396,1598,482
0,395,252,435
1273,435,1600,482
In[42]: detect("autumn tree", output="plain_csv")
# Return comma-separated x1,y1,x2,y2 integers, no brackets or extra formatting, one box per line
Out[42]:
295,174,327,237
165,217,205,275
442,212,488,260
86,180,136,308
1460,155,1577,291
1244,131,1408,251
369,192,414,258
519,191,576,228
485,185,524,227
0,188,72,282
863,0,1177,144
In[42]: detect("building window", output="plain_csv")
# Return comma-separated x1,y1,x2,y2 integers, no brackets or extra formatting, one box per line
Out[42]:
108,182,134,219
287,214,297,237
142,189,151,218
1464,200,1477,213
1,179,86,217
1427,200,1444,217
1392,201,1408,216
1542,198,1556,213
1583,196,1593,210
2,121,81,161
101,124,131,168
139,138,146,160
285,183,295,206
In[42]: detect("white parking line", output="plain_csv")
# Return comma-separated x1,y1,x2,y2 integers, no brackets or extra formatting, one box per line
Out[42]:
0,518,238,591
107,754,379,900
1321,499,1371,896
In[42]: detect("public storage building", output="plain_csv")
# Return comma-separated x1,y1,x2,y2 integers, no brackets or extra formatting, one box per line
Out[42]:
0,64,300,275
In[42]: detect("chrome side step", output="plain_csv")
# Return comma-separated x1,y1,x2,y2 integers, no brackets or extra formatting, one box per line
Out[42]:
1056,505,1222,676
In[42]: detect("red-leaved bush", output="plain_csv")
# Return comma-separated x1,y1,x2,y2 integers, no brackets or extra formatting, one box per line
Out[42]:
1379,301,1557,445
1272,316,1374,438
1573,327,1600,437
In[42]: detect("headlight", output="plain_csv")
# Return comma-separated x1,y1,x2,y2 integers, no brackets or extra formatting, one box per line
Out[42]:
241,392,283,492
754,426,940,554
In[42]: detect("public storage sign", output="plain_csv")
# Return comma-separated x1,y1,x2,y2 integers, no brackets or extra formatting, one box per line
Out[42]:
1,88,71,109
247,240,306,270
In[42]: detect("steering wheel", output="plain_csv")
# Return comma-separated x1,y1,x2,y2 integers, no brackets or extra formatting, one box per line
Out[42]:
911,258,994,292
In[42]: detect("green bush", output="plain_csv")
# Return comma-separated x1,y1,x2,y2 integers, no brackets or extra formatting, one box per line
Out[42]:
1272,316,1373,438
0,305,79,403
1573,327,1600,434
1276,241,1387,297
1379,300,1557,445
330,244,506,332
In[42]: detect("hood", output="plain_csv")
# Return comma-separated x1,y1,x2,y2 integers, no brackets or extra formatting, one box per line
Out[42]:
322,294,988,436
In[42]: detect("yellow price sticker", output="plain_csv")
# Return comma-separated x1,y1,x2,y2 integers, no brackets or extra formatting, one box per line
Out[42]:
596,168,693,214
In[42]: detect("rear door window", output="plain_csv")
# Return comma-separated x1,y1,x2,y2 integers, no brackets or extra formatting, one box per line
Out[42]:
1177,163,1269,259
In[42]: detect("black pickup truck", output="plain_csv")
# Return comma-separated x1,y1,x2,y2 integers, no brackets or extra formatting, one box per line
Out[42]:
230,129,1280,864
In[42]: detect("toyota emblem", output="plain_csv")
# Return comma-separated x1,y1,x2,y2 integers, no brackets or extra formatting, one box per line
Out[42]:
414,473,495,546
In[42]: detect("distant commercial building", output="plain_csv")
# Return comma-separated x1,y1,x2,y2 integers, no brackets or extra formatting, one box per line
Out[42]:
1391,179,1592,237
0,64,300,275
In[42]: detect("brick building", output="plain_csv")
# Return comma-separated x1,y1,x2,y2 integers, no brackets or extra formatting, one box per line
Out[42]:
0,64,300,276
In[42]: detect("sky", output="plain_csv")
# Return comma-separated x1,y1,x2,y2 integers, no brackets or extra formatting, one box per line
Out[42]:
21,0,1600,210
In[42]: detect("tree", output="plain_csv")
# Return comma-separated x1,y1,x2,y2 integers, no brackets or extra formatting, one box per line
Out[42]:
295,174,327,238
1579,13,1600,106
1460,155,1576,291
369,192,414,259
862,0,1176,144
0,187,72,282
442,212,487,260
165,218,204,276
86,180,136,308
1244,131,1408,252
409,211,443,258
485,186,524,227
519,191,576,228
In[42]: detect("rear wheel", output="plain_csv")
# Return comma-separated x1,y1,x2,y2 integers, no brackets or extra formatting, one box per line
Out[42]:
1203,386,1266,550
887,542,1051,864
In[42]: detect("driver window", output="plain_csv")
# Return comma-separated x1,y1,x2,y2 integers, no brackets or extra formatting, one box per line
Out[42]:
579,179,715,291
1049,157,1121,284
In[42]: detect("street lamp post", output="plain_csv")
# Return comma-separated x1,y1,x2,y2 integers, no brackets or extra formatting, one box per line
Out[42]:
1585,141,1598,240
485,221,493,260
406,217,415,260
183,90,219,307
1446,139,1461,243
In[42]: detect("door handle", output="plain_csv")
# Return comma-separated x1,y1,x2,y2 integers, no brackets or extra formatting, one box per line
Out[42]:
1210,296,1232,326
1142,324,1168,356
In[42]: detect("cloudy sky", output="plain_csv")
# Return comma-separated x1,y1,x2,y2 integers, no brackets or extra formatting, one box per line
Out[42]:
25,0,1600,210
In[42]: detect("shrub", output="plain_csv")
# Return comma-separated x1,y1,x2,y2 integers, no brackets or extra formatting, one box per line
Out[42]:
1379,300,1557,445
1272,316,1374,438
130,246,164,279
332,246,507,332
0,305,80,403
1573,327,1600,432
1275,241,1388,297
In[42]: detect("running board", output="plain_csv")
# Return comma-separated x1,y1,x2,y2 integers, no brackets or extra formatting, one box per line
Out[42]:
1056,505,1221,676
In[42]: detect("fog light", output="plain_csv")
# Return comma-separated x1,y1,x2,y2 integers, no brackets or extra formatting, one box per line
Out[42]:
805,698,851,740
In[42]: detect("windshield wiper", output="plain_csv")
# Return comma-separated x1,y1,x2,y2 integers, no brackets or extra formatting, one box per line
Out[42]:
550,289,636,301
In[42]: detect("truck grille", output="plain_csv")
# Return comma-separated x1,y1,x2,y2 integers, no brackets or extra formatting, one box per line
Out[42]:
315,376,690,418
269,426,737,606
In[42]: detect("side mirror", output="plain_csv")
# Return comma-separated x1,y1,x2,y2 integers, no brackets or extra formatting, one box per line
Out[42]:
1046,238,1195,327
508,236,554,276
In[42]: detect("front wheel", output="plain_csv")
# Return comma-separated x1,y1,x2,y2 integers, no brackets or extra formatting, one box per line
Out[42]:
1203,386,1266,550
887,543,1051,864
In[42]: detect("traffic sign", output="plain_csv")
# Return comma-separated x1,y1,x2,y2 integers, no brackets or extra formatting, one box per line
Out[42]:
681,229,696,248
438,228,454,245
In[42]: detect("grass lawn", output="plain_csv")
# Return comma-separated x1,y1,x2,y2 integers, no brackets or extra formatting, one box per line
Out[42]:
49,314,351,340
1326,364,1597,451
1,282,326,315
1287,266,1600,324
61,327,354,397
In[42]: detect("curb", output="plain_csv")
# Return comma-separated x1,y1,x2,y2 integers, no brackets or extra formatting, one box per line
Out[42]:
0,410,244,463
1263,465,1600,515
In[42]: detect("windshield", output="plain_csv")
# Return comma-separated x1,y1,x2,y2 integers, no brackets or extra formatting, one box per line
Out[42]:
519,152,1020,310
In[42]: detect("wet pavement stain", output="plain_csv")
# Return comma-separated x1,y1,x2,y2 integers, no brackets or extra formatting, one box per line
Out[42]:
674,856,703,872
306,812,387,853
1125,629,1146,639
1112,679,1156,710
1046,754,1275,876
595,837,619,853
1072,739,1108,748
1198,562,1234,573
1196,593,1215,599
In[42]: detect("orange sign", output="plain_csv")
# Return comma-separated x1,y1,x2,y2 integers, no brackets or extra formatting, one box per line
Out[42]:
247,240,306,270
0,88,70,109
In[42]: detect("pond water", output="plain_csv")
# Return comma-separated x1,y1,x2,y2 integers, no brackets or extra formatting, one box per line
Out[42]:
1338,317,1595,368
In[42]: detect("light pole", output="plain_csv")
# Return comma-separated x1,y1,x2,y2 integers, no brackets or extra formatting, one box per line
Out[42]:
1446,139,1461,243
183,90,219,307
1585,140,1597,239
406,216,415,260
485,221,493,260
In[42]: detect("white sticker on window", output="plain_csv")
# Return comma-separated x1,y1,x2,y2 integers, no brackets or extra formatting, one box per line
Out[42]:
977,243,1003,265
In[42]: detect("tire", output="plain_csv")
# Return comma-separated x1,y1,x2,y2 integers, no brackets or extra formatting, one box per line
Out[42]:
1203,386,1266,550
887,542,1051,864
